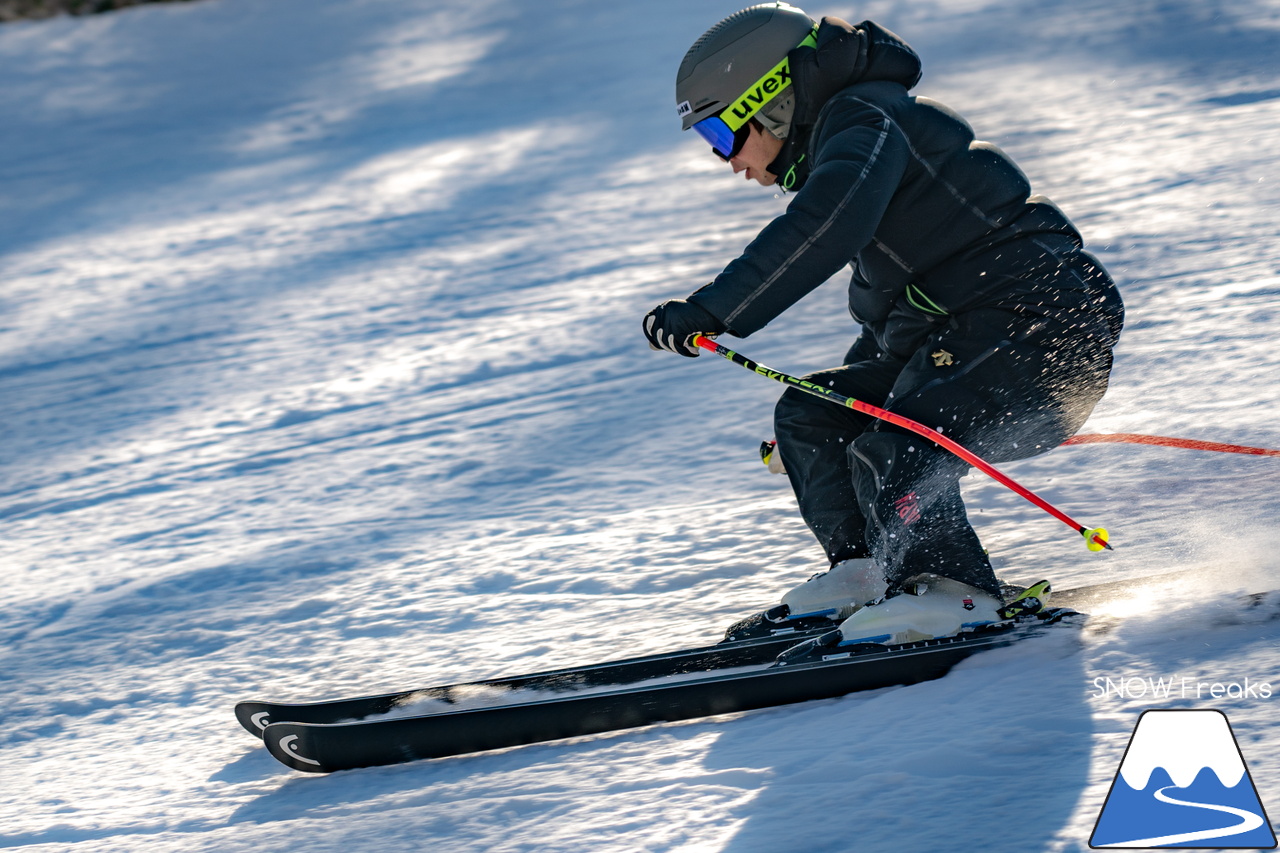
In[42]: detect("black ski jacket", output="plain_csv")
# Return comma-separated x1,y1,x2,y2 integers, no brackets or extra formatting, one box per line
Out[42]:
688,17,1107,359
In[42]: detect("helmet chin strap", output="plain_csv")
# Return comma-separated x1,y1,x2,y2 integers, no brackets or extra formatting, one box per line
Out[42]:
766,129,808,191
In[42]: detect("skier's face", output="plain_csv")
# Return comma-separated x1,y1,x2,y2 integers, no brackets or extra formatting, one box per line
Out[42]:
729,123,784,186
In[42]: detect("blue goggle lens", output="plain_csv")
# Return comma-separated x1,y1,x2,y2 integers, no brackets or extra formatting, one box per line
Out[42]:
692,116,747,160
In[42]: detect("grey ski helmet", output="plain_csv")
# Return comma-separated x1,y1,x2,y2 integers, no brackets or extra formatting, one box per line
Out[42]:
676,3,816,154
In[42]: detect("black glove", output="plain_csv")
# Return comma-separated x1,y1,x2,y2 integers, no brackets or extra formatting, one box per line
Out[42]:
642,299,725,357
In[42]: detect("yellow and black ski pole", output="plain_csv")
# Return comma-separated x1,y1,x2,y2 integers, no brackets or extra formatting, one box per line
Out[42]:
693,335,1113,552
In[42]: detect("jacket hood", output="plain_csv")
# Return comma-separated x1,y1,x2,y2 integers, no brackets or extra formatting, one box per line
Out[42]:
768,18,921,188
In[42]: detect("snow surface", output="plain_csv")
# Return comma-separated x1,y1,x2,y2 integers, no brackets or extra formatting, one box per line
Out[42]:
1,0,1279,850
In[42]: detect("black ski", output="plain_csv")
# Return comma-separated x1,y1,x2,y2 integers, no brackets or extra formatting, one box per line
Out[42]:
236,569,1187,740
260,613,1073,773
235,626,834,738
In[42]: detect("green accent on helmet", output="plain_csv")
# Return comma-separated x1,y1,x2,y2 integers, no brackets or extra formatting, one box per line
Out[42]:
720,29,817,133
676,4,816,140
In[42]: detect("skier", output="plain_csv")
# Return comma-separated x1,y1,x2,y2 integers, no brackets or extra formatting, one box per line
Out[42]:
643,3,1124,646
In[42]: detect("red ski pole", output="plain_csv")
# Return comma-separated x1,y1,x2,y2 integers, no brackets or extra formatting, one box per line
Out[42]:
692,334,1112,552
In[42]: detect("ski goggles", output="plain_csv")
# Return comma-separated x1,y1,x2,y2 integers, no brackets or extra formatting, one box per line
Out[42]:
693,115,751,161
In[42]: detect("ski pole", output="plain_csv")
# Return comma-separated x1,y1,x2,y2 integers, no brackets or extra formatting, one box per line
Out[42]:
692,334,1113,552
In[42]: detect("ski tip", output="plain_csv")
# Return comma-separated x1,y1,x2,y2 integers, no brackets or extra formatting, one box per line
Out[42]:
234,701,274,739
264,724,333,773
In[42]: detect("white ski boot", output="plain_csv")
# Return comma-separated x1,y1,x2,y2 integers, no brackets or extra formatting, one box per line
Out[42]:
722,558,887,643
780,557,887,621
831,573,1002,646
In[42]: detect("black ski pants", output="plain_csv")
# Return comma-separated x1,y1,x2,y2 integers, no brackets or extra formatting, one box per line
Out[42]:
773,252,1123,596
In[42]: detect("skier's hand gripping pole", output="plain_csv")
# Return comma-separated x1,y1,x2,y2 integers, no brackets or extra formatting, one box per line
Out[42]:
692,335,1113,552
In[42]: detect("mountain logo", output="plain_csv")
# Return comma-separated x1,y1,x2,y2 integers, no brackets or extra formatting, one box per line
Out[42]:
1090,709,1277,849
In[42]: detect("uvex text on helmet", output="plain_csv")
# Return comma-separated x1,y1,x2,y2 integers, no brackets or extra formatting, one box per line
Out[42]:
675,3,815,141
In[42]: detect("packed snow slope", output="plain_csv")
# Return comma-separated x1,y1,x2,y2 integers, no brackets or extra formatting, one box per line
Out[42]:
2,0,1279,850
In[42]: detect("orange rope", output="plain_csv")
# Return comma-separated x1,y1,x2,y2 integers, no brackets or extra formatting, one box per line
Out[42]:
1064,434,1280,457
